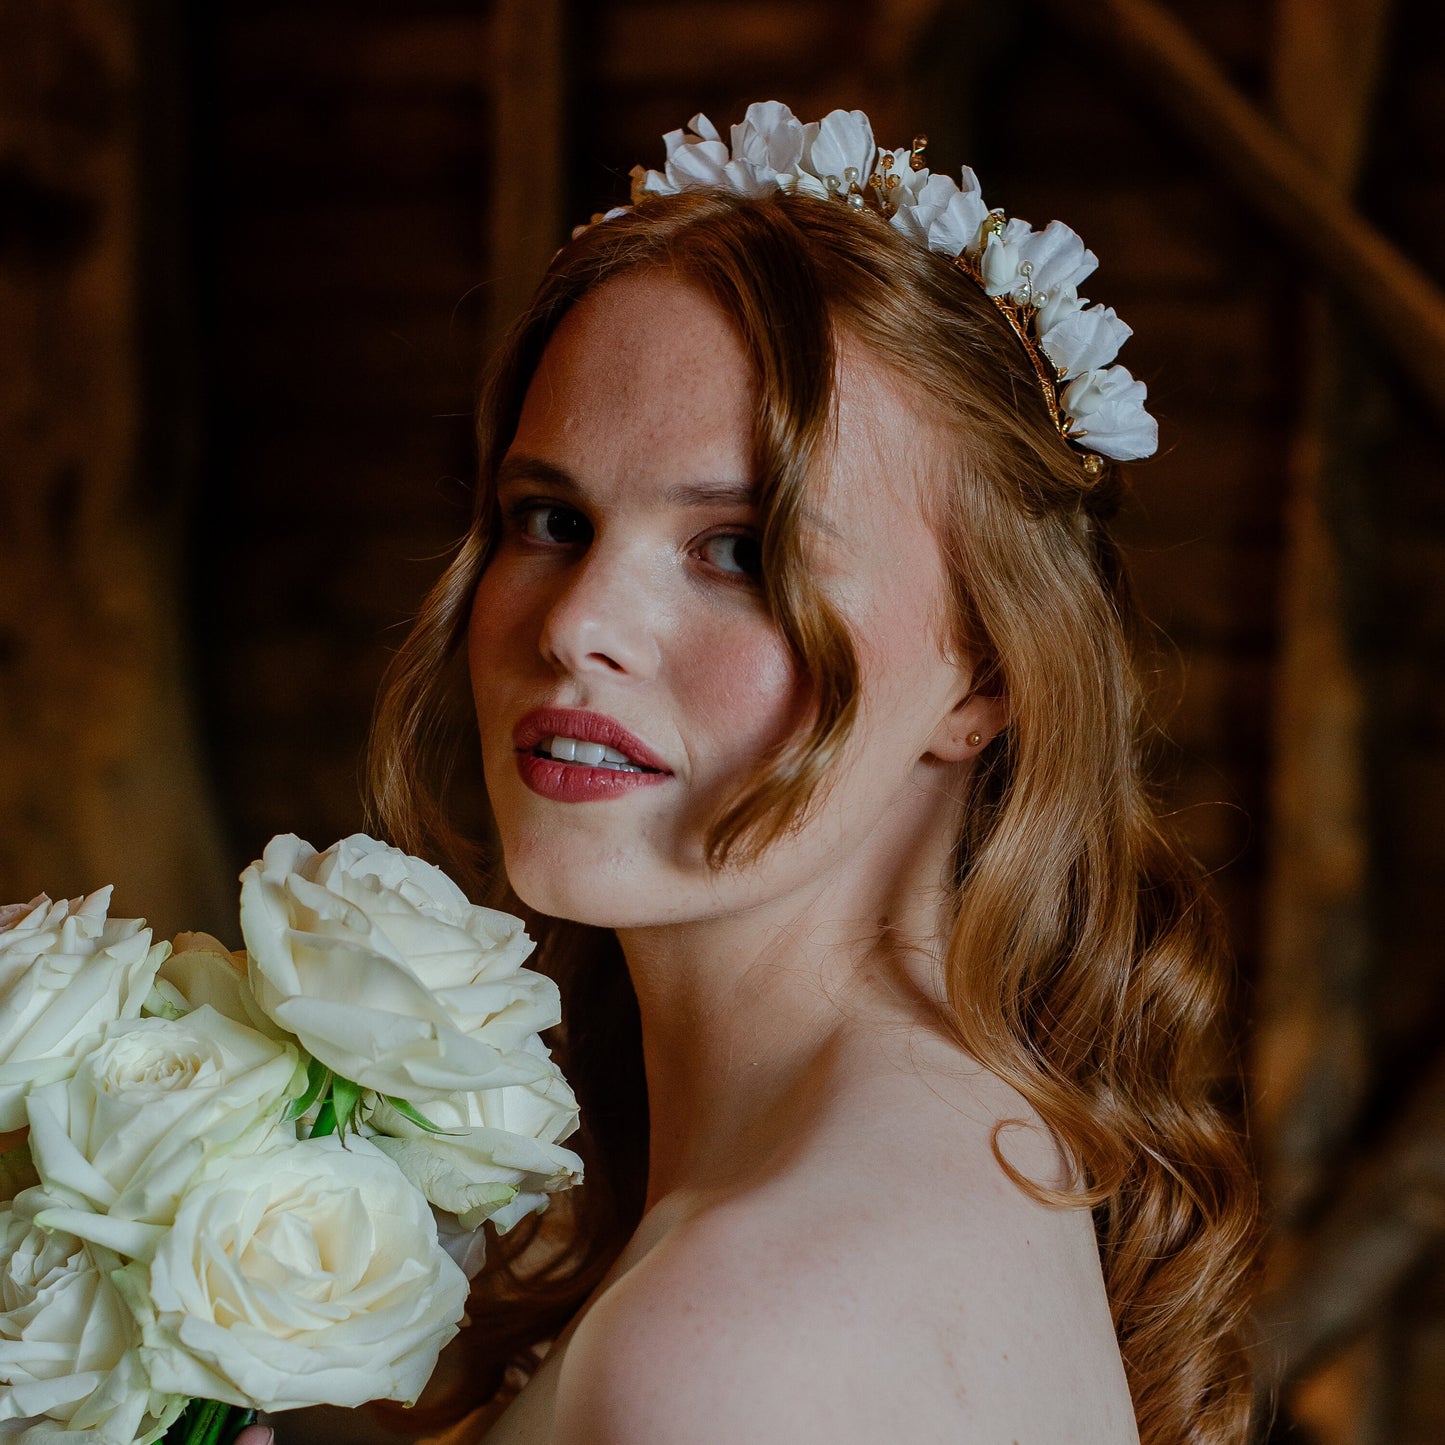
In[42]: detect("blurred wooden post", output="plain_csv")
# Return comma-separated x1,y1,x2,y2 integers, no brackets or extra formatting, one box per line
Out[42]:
1258,0,1389,1223
1256,0,1393,1439
1044,0,1445,428
0,1,233,935
487,0,566,350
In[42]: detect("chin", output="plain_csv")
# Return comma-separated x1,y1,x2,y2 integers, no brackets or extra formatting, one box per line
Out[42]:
500,843,670,929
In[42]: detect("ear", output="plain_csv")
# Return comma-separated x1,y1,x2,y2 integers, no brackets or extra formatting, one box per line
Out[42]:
924,687,1009,764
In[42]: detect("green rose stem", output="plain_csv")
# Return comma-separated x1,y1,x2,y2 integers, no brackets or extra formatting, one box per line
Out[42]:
164,1398,255,1445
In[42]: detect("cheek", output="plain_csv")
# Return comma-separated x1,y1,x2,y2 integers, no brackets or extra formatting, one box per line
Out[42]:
467,560,535,678
677,625,811,821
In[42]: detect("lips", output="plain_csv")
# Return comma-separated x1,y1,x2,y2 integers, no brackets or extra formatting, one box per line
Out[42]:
512,707,672,773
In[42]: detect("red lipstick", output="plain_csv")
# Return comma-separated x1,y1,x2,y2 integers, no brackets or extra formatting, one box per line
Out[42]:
512,707,674,803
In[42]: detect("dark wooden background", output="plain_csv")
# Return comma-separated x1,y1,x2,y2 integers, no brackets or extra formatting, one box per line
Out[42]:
3,1,1443,1439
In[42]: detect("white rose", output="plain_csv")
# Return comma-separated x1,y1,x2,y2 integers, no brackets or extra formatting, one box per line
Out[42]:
0,889,166,1131
150,931,286,1040
25,1008,299,1261
368,1036,584,1232
0,1193,182,1445
119,1136,469,1411
240,833,561,1101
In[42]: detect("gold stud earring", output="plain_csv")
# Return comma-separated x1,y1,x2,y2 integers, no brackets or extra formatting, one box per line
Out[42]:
966,730,983,748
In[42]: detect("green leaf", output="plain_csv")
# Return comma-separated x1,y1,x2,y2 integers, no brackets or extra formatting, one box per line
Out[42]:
285,1057,331,1123
330,1075,364,1136
381,1095,454,1135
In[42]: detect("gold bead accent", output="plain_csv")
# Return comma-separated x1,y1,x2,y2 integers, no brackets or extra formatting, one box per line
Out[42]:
966,730,983,748
909,134,929,171
1081,454,1105,481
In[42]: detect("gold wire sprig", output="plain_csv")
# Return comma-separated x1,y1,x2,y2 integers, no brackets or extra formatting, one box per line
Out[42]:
952,245,1106,483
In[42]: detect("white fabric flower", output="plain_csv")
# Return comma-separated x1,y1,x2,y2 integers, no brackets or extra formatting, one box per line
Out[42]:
240,833,559,1102
800,108,877,196
367,1036,584,1233
891,171,990,257
1061,366,1159,460
118,1136,469,1411
730,100,805,180
597,100,1160,462
0,890,166,1131
1039,303,1132,378
24,1008,298,1260
977,216,1034,295
631,113,732,200
0,1194,182,1445
1033,281,1085,333
1015,220,1098,300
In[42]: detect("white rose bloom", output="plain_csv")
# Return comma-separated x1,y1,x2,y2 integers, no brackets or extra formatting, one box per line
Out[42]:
368,1036,584,1233
152,931,286,1039
0,889,166,1132
1061,365,1159,461
24,1008,298,1261
240,833,560,1102
0,1194,182,1445
120,1136,469,1411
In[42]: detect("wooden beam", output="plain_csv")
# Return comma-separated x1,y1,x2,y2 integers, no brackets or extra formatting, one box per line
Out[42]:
1254,1049,1445,1396
487,0,566,350
1045,0,1445,422
0,0,232,935
1256,1,1395,1436
1256,0,1392,1225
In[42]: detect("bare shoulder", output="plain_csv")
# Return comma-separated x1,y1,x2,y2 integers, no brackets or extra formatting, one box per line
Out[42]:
548,1051,1139,1444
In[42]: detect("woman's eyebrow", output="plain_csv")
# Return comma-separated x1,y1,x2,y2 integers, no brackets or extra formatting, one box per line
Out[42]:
496,453,757,508
663,479,757,507
495,454,576,494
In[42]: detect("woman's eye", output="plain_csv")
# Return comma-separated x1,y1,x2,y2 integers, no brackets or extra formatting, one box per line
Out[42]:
513,503,591,545
701,532,763,579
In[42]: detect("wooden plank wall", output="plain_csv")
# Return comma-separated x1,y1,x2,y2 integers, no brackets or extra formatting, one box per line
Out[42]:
193,1,495,868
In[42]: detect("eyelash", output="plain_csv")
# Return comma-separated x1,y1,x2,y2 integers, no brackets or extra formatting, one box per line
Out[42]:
499,499,763,583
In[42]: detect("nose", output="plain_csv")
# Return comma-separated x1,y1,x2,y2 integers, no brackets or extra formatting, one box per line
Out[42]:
537,539,662,681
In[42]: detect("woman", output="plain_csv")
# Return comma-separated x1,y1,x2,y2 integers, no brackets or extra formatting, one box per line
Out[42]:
366,103,1259,1444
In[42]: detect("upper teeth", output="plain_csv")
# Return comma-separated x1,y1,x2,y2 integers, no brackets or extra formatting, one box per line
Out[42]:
544,735,645,770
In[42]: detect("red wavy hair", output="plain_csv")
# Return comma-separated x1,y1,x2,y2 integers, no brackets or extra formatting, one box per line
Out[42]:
367,189,1260,1443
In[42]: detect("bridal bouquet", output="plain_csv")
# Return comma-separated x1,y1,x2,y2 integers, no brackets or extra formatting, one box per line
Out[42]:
0,833,584,1445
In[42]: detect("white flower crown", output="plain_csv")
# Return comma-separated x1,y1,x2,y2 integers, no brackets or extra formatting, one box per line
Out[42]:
577,100,1158,469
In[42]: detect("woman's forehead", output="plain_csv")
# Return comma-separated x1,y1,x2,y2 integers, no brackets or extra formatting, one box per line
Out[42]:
517,268,948,537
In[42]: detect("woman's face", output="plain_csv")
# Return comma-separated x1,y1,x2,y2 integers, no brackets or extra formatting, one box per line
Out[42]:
468,269,991,929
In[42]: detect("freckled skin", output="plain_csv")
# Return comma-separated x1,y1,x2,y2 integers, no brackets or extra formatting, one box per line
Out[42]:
468,271,1137,1445
468,270,998,933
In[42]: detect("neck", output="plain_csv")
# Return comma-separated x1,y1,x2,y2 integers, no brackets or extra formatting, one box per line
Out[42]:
614,804,960,1213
